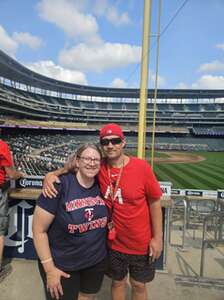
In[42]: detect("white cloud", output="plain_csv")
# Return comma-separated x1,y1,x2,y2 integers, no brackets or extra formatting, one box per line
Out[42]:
12,32,43,50
0,25,17,57
25,60,87,85
37,0,101,44
59,42,141,72
198,60,224,73
93,0,131,26
111,78,127,88
106,8,130,26
0,25,44,56
92,0,108,16
192,75,224,89
216,43,224,51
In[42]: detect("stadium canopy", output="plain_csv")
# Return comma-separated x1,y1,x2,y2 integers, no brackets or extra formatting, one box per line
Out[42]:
1,49,224,99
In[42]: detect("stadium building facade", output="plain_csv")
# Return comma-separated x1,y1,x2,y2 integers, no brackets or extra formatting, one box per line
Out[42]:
0,49,224,131
0,49,224,189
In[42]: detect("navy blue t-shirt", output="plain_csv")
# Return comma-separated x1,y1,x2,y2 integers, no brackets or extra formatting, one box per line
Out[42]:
37,173,108,271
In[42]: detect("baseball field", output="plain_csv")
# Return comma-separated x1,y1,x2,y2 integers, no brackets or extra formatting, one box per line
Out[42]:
152,151,224,190
127,150,224,190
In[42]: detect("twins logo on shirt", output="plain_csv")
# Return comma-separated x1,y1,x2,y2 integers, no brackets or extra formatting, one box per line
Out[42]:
84,208,94,221
66,196,108,234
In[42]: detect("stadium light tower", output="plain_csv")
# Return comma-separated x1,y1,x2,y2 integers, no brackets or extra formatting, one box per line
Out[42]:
137,0,152,159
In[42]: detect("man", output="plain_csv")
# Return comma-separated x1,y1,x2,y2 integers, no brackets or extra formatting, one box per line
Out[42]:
43,123,163,300
0,132,23,281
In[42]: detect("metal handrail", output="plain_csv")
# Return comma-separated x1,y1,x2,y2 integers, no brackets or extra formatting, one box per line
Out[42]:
200,211,224,277
169,196,187,249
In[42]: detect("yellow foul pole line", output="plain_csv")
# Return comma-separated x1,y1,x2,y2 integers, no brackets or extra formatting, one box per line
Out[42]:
137,0,152,159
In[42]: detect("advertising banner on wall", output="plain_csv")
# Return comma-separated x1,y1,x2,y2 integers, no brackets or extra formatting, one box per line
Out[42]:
4,199,37,259
15,176,43,189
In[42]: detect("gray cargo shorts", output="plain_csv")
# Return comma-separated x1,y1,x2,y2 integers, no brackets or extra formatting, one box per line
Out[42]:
0,188,9,236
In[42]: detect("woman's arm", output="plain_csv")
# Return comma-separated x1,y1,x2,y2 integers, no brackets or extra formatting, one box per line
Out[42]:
32,206,70,299
32,206,55,266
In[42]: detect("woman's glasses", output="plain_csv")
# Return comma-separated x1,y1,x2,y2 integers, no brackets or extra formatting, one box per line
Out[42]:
100,137,122,146
78,156,101,164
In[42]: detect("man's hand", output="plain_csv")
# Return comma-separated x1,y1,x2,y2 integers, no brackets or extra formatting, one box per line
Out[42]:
149,237,163,262
42,172,60,198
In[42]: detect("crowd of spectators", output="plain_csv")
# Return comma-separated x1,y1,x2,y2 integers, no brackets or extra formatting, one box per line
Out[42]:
3,131,224,177
5,133,92,176
192,127,224,137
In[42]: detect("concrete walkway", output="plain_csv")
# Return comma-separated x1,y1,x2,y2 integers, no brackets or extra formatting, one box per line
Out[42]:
0,228,224,300
0,255,223,300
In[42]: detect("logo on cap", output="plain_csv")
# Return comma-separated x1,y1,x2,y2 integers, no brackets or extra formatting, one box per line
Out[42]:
107,130,112,134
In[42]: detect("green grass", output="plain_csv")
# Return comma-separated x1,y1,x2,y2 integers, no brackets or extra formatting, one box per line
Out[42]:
153,152,224,190
127,149,224,190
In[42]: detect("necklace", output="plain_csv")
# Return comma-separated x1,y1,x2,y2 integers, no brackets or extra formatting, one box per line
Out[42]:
106,160,124,240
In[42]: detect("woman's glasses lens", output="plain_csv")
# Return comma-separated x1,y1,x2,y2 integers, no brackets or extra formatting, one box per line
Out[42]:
80,157,101,164
100,138,122,146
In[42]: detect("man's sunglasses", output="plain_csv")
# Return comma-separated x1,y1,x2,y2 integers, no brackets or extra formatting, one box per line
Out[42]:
100,137,122,146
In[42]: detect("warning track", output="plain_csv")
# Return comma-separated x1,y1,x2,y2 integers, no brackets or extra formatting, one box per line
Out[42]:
154,152,206,164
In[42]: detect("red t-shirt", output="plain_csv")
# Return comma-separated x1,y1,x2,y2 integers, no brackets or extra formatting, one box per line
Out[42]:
98,156,162,255
0,140,13,185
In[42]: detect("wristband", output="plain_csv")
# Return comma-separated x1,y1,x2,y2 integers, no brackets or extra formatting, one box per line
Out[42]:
41,257,53,264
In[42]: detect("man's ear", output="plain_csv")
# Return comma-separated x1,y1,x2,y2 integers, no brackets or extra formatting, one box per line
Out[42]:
122,139,126,148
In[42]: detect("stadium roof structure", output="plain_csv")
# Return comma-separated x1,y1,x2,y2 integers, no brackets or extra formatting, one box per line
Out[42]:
1,49,224,100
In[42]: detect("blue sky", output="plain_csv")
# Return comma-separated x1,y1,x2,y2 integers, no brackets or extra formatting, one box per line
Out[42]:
0,0,224,89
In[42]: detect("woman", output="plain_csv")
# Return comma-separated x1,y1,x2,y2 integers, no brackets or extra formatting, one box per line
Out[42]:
32,143,108,300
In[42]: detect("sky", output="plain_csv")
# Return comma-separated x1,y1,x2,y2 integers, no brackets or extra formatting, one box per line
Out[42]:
0,0,224,90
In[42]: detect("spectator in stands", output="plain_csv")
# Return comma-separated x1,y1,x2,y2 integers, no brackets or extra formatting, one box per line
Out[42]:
33,143,108,300
0,130,23,282
43,124,163,300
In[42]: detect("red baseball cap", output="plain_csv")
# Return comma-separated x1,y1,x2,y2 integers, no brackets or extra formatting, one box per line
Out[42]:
100,123,124,139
